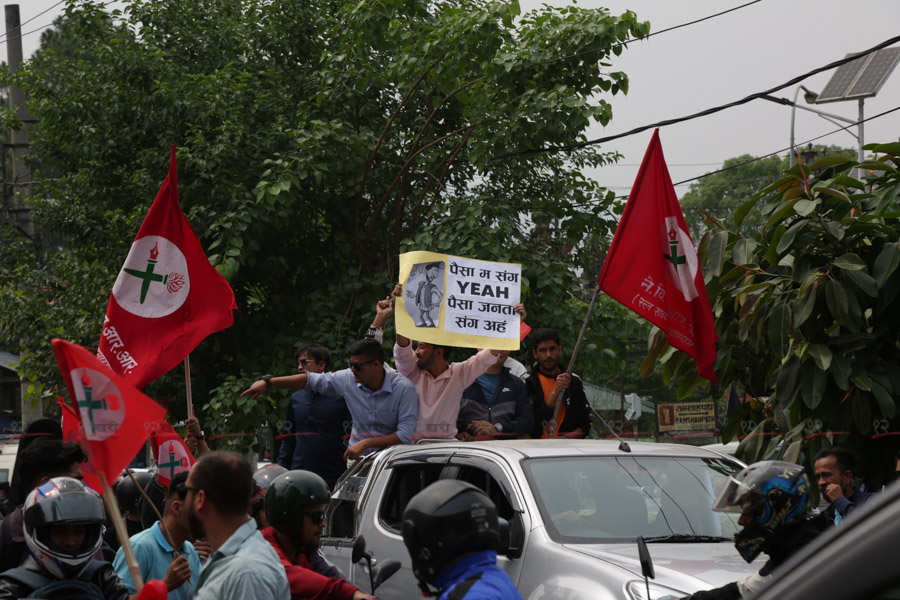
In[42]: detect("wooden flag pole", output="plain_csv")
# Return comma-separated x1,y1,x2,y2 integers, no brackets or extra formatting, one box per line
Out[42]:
99,471,145,591
184,355,194,420
547,286,601,437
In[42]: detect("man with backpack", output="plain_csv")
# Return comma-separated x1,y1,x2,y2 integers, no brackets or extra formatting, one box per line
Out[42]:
0,476,129,599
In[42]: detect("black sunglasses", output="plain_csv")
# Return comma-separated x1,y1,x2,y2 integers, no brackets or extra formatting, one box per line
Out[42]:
304,510,326,525
347,358,378,371
176,483,202,497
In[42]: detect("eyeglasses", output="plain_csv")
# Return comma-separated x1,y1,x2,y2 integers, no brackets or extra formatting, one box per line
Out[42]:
304,510,326,525
298,358,318,367
347,358,378,371
176,483,202,497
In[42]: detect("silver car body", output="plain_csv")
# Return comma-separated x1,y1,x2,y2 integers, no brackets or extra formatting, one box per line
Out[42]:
320,439,762,599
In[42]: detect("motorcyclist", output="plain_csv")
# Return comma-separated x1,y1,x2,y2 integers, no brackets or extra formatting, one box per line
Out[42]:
250,463,288,530
401,479,522,599
670,460,829,599
262,470,374,600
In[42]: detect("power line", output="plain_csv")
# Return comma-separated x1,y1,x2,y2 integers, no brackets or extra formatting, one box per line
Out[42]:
492,34,900,162
538,0,765,68
0,1,65,42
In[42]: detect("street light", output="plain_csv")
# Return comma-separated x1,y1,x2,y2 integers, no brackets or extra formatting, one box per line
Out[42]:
762,88,857,168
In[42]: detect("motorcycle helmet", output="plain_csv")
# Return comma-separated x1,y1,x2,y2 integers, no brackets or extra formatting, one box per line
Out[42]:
711,460,811,562
250,464,288,528
401,480,499,593
265,470,331,537
23,477,105,579
115,471,153,518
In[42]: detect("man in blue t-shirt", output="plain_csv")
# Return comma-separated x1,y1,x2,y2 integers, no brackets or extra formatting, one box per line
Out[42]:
457,350,533,440
113,472,202,600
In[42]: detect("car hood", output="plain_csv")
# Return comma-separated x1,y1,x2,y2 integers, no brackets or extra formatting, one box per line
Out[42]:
563,542,761,592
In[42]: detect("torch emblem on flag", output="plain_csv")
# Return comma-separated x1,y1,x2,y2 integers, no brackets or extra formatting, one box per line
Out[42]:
113,235,190,318
71,369,125,441
661,216,699,302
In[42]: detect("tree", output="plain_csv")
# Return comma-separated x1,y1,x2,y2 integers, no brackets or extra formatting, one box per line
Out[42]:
651,143,900,489
1,0,651,451
680,145,857,238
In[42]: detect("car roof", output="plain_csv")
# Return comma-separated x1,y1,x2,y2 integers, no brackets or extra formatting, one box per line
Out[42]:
401,438,736,460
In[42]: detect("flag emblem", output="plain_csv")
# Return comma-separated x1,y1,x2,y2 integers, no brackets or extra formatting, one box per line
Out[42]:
113,235,190,318
71,369,126,441
661,216,699,302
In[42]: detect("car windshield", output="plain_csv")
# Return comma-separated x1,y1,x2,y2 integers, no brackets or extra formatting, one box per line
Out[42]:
524,455,743,543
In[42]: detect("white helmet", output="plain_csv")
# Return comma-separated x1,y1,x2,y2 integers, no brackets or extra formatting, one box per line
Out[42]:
23,477,105,579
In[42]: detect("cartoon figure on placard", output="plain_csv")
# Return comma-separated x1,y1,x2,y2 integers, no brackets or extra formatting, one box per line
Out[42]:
405,261,444,327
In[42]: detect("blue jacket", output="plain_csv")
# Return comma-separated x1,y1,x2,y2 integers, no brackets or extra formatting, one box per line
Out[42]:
434,550,522,600
458,368,533,437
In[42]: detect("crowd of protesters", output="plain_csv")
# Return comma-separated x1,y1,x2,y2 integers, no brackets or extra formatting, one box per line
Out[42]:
0,288,895,599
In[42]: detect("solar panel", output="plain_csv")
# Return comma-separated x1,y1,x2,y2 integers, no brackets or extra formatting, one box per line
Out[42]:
847,47,900,99
815,48,900,104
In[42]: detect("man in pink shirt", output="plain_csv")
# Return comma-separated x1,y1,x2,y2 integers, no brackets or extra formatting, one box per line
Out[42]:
387,284,523,440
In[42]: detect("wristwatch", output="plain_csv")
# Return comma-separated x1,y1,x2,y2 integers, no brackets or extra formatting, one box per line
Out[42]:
495,422,504,434
262,374,273,388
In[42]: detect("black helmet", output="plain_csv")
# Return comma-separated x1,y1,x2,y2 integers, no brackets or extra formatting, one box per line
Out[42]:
401,480,499,592
115,471,154,517
265,470,330,537
138,473,168,530
711,460,811,562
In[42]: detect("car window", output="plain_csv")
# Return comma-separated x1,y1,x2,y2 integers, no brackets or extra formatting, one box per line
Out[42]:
378,463,445,531
524,455,743,542
452,465,515,520
325,455,377,538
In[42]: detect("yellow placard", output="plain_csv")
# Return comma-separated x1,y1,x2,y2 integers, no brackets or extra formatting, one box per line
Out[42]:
396,251,522,350
657,402,717,432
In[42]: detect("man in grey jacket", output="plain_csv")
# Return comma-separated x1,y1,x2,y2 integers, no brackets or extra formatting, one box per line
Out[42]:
457,350,534,440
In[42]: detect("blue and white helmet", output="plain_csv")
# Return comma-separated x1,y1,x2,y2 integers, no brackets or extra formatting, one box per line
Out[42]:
23,477,105,579
711,460,811,562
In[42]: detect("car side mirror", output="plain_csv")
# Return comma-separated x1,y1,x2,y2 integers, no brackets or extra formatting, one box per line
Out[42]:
371,559,401,590
352,535,368,565
497,513,524,559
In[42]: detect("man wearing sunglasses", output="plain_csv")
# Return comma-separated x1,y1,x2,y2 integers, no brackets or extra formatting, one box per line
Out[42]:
275,344,352,488
242,338,417,461
262,470,375,600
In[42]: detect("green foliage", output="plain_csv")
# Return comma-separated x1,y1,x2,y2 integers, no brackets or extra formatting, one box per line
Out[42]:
692,144,900,488
1,0,652,451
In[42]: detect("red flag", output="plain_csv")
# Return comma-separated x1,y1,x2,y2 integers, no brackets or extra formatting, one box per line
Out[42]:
148,422,195,488
597,129,718,383
97,146,236,389
58,397,104,494
52,339,168,484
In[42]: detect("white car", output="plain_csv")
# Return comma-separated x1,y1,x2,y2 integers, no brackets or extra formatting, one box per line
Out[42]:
320,439,762,599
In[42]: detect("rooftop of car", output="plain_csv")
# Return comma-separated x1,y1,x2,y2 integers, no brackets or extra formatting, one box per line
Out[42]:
402,438,737,460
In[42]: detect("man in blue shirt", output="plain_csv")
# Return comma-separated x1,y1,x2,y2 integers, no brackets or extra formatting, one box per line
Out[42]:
113,472,201,599
242,339,418,461
457,350,533,440
276,344,351,488
401,480,522,599
184,452,289,600
814,447,877,525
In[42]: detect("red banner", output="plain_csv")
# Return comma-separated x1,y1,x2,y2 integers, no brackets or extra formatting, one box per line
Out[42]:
597,129,718,383
52,339,168,484
97,146,236,389
149,422,195,488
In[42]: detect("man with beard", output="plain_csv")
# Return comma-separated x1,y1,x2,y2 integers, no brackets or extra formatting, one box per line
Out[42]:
182,452,288,600
113,472,201,599
525,328,591,439
263,470,374,600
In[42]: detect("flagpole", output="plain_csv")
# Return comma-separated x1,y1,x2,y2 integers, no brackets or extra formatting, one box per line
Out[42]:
184,355,194,420
547,285,601,437
100,471,145,591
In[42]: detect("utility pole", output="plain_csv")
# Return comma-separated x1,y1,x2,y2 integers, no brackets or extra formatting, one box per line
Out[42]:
5,4,42,424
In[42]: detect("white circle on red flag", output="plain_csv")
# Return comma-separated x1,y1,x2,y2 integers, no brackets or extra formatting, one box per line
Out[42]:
112,235,190,318
70,368,126,441
157,439,192,485
660,216,699,302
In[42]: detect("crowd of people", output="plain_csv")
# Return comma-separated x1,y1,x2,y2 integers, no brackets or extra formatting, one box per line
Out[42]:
0,290,893,599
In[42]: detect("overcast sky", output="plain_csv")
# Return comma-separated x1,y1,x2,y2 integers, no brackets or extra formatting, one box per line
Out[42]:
12,0,900,196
